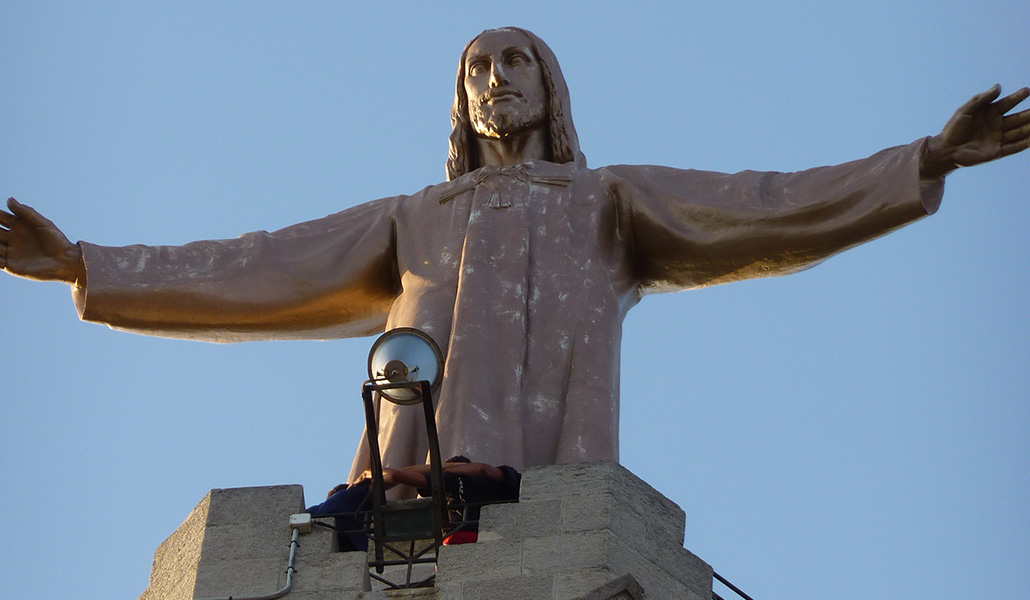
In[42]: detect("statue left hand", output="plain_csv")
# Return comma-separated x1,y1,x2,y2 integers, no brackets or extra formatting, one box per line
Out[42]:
921,85,1030,179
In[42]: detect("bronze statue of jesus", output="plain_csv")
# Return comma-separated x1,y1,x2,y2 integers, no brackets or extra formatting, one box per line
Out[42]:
2,28,1029,481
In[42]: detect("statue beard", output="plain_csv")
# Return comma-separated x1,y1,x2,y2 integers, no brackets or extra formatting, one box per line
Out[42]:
468,98,547,139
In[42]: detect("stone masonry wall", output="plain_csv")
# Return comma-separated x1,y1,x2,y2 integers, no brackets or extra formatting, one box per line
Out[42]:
138,462,712,600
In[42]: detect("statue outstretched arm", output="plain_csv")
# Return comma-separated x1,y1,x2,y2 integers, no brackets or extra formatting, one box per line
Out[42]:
72,196,404,342
921,84,1030,179
0,198,84,285
605,139,942,292
2,195,401,342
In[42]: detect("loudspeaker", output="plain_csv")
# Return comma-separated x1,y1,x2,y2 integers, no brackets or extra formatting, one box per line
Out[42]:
367,327,444,404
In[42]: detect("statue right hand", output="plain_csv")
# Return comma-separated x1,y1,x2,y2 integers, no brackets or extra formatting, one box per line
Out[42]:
921,84,1030,179
0,198,83,284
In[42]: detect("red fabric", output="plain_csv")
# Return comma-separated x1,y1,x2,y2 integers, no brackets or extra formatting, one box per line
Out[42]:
442,531,478,545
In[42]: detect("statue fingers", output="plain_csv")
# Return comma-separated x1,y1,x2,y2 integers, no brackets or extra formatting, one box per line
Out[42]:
1001,121,1030,144
7,198,41,223
7,198,60,232
958,84,1002,116
1,197,17,226
1001,107,1030,132
992,86,1030,116
999,123,1030,158
999,138,1030,159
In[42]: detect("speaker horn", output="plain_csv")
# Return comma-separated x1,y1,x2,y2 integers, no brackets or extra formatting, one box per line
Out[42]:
367,327,444,405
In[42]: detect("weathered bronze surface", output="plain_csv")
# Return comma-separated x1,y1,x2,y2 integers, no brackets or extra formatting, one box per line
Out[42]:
2,28,1028,480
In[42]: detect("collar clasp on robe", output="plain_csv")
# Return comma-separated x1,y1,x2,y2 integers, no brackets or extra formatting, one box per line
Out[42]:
438,161,574,207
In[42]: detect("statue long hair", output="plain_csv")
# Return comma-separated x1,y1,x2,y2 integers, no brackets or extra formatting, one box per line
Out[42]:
447,27,586,181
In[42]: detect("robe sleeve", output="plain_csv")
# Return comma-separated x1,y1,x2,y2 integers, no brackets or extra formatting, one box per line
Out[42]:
72,195,403,342
603,138,944,292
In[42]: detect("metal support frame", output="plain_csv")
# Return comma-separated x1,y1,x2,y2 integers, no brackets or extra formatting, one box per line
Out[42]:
361,379,448,588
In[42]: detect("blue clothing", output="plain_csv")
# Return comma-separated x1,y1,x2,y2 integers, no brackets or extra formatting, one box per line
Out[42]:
306,480,372,551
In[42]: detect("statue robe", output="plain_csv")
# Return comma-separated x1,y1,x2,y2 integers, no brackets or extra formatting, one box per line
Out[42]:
73,140,943,478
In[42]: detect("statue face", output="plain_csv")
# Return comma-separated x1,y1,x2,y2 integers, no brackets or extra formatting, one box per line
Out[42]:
463,29,547,139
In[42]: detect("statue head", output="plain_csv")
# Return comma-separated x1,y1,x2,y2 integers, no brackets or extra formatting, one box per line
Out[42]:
447,27,586,181
462,29,549,144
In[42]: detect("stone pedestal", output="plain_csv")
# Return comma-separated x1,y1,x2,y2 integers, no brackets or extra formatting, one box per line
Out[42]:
138,462,712,600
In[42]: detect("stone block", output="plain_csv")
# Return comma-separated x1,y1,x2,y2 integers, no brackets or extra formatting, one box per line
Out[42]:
138,493,210,600
203,484,305,527
653,546,712,600
191,557,285,598
301,516,339,553
286,593,355,600
195,485,304,567
480,498,563,540
199,522,293,561
560,492,615,533
369,561,438,591
383,586,446,599
476,501,516,541
139,484,309,599
520,462,607,499
359,586,446,600
520,462,685,545
434,580,462,599
554,567,615,599
291,590,436,600
292,548,369,593
522,530,611,573
437,539,523,581
606,465,685,545
568,573,646,600
605,541,690,600
459,573,556,600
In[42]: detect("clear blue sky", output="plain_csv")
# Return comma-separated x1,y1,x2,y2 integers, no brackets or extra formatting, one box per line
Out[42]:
2,2,1027,599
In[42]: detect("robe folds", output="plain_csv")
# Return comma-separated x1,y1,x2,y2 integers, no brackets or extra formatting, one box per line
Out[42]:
73,140,943,479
